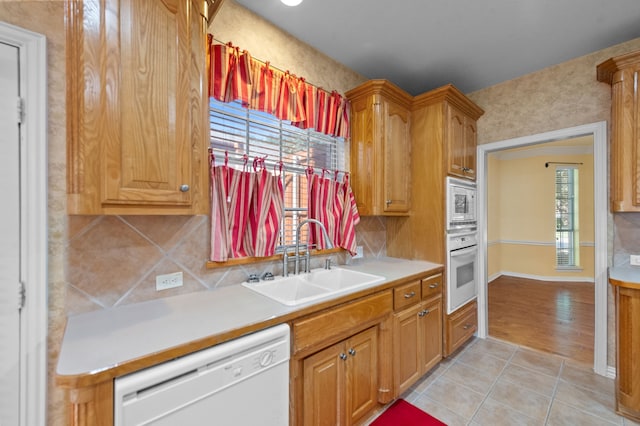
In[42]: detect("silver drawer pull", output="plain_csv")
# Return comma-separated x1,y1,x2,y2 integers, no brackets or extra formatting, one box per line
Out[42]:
348,348,356,356
339,353,347,361
463,323,472,330
429,283,439,289
179,184,190,192
404,291,416,299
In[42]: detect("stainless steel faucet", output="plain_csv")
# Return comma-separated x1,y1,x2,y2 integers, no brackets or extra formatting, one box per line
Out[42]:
295,219,334,274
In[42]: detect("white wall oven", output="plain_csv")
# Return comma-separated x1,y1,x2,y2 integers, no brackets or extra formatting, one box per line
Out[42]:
446,231,478,314
446,177,478,314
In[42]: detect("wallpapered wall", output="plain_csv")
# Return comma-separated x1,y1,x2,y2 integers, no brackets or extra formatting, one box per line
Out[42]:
2,0,640,423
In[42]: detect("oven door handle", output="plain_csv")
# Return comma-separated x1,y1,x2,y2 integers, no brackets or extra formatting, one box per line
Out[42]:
450,245,477,258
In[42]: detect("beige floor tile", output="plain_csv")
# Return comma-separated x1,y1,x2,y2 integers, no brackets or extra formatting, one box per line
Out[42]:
560,363,615,396
553,380,621,424
547,400,622,426
409,361,449,394
510,348,563,377
467,337,518,360
421,375,485,419
411,394,468,426
500,363,558,397
488,379,552,420
457,349,509,377
472,398,542,426
443,360,498,394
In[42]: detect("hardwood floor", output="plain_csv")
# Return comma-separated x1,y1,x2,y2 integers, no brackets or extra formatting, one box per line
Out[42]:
488,275,595,365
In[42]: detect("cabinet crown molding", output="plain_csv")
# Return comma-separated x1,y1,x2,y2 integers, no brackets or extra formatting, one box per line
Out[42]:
345,79,413,107
412,84,484,120
597,49,640,85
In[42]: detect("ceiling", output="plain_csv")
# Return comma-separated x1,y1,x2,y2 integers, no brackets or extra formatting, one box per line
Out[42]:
234,0,640,96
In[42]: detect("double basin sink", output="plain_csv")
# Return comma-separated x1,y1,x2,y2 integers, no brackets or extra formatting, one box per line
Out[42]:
242,267,386,306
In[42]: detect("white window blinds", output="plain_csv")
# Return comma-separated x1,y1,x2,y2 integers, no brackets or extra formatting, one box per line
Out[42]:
209,99,346,251
555,167,579,267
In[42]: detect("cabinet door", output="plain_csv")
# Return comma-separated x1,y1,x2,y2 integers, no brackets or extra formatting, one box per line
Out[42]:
303,341,343,426
446,104,467,179
420,298,443,373
345,327,378,426
393,305,421,395
610,67,640,212
446,104,476,180
382,99,411,212
463,118,478,179
349,96,375,215
67,0,208,214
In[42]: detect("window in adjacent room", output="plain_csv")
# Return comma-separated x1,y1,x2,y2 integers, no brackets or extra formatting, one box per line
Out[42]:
555,167,580,268
209,99,345,252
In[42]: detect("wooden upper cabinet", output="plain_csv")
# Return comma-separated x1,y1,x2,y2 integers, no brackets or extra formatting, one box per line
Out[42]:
446,99,479,180
346,80,412,216
597,50,640,212
66,0,210,214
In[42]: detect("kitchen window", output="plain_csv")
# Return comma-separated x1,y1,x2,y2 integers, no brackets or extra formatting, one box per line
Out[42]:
209,99,346,251
555,167,579,268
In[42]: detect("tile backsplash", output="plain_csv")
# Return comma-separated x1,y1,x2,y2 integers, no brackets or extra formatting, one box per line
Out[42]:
66,215,387,315
612,213,640,266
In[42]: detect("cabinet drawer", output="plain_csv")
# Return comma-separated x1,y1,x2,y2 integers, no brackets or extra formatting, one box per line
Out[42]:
393,281,421,310
421,274,443,300
447,301,477,354
293,291,392,354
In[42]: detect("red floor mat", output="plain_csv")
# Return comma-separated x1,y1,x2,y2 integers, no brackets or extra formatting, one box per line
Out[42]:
370,399,447,426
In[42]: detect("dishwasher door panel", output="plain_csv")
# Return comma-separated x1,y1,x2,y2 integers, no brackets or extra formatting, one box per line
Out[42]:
114,324,290,426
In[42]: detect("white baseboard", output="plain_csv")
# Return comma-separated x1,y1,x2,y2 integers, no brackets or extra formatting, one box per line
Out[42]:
487,271,595,284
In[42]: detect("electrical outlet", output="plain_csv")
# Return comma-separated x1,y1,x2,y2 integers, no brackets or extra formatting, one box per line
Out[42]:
156,271,183,291
352,246,364,259
631,255,640,266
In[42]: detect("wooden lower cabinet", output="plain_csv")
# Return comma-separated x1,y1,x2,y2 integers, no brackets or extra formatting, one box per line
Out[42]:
445,300,477,356
393,274,443,396
611,278,640,421
303,327,378,426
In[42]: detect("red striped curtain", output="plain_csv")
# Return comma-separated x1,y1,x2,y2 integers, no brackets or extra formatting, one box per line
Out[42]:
208,35,350,138
306,170,360,255
209,155,285,261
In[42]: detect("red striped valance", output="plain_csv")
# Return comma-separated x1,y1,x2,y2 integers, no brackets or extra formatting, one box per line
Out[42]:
207,35,350,139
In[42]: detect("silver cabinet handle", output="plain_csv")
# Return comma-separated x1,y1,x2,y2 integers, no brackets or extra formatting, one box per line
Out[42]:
404,291,416,299
418,309,430,317
429,283,439,289
385,199,392,206
463,323,472,330
340,353,347,361
179,184,190,192
348,348,356,356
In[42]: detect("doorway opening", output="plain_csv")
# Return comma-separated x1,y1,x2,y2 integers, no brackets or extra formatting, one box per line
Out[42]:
476,122,608,376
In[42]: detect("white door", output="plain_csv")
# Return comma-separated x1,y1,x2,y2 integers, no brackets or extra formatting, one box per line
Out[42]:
0,40,21,426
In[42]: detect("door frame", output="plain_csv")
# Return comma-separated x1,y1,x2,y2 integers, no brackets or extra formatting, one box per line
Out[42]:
476,121,608,377
0,21,48,425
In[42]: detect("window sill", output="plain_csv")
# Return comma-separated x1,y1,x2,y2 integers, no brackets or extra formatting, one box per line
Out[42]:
205,247,344,269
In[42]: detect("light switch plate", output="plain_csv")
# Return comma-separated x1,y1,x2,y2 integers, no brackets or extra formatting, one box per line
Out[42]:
631,255,640,266
156,271,183,291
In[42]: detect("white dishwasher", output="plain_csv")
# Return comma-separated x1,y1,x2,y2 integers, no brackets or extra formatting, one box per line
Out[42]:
114,323,290,426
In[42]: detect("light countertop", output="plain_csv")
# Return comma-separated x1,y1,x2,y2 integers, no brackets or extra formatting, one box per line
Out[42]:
609,265,640,286
56,257,441,383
